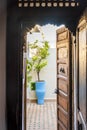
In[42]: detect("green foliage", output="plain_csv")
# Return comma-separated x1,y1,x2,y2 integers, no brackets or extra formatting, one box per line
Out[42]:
27,75,32,83
29,39,50,81
26,59,33,87
27,59,33,73
34,60,47,72
30,82,36,90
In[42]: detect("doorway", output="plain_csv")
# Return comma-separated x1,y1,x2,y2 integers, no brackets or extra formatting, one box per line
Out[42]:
25,23,63,130
22,23,74,130
6,0,87,129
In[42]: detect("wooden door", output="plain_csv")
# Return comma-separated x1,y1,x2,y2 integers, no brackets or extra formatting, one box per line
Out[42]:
76,9,87,130
56,27,73,130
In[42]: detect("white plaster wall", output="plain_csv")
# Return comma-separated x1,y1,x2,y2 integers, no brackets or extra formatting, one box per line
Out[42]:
0,0,6,129
27,48,57,100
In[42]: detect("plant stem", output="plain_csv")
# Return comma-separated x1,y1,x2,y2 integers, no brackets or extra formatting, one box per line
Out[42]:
37,59,41,81
37,71,40,81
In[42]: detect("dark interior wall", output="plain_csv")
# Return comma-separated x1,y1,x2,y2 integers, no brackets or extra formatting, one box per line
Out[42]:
0,0,6,130
6,0,87,130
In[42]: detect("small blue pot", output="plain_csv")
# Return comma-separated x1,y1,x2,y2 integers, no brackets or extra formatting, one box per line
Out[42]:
35,81,46,105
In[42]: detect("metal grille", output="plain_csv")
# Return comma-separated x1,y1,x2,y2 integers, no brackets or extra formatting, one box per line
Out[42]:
18,0,79,8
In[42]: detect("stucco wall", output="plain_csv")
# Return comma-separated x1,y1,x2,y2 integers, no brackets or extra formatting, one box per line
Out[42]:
27,48,57,100
0,0,6,129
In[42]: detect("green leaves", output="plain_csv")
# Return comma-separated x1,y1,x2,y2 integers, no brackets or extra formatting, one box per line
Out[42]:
26,59,33,84
34,60,47,72
27,59,33,73
27,75,32,83
29,39,50,81
29,40,38,49
32,56,38,61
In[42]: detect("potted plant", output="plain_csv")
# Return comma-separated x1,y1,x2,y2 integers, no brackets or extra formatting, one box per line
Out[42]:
29,39,50,104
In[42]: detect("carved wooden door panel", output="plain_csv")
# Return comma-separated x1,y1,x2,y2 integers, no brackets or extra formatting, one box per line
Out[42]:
56,27,72,130
77,10,87,130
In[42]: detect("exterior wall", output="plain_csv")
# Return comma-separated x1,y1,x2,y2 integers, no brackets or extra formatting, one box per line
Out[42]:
0,0,6,129
27,48,57,100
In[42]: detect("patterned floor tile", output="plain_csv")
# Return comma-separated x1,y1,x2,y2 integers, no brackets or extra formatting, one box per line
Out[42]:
26,101,57,130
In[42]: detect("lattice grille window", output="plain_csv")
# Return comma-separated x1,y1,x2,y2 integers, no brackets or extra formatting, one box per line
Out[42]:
18,0,79,8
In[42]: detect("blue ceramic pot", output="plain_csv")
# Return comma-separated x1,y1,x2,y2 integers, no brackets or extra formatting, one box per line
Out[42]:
35,81,46,104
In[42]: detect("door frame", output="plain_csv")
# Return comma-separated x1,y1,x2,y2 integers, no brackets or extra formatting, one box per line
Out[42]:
7,3,86,129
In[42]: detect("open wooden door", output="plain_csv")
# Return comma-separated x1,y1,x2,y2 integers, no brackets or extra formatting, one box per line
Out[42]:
56,27,73,130
76,9,87,130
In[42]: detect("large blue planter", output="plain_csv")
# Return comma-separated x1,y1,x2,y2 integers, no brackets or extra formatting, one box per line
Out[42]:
35,81,46,105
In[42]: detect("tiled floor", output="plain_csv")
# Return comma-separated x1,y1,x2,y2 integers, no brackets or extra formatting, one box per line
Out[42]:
26,101,57,130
